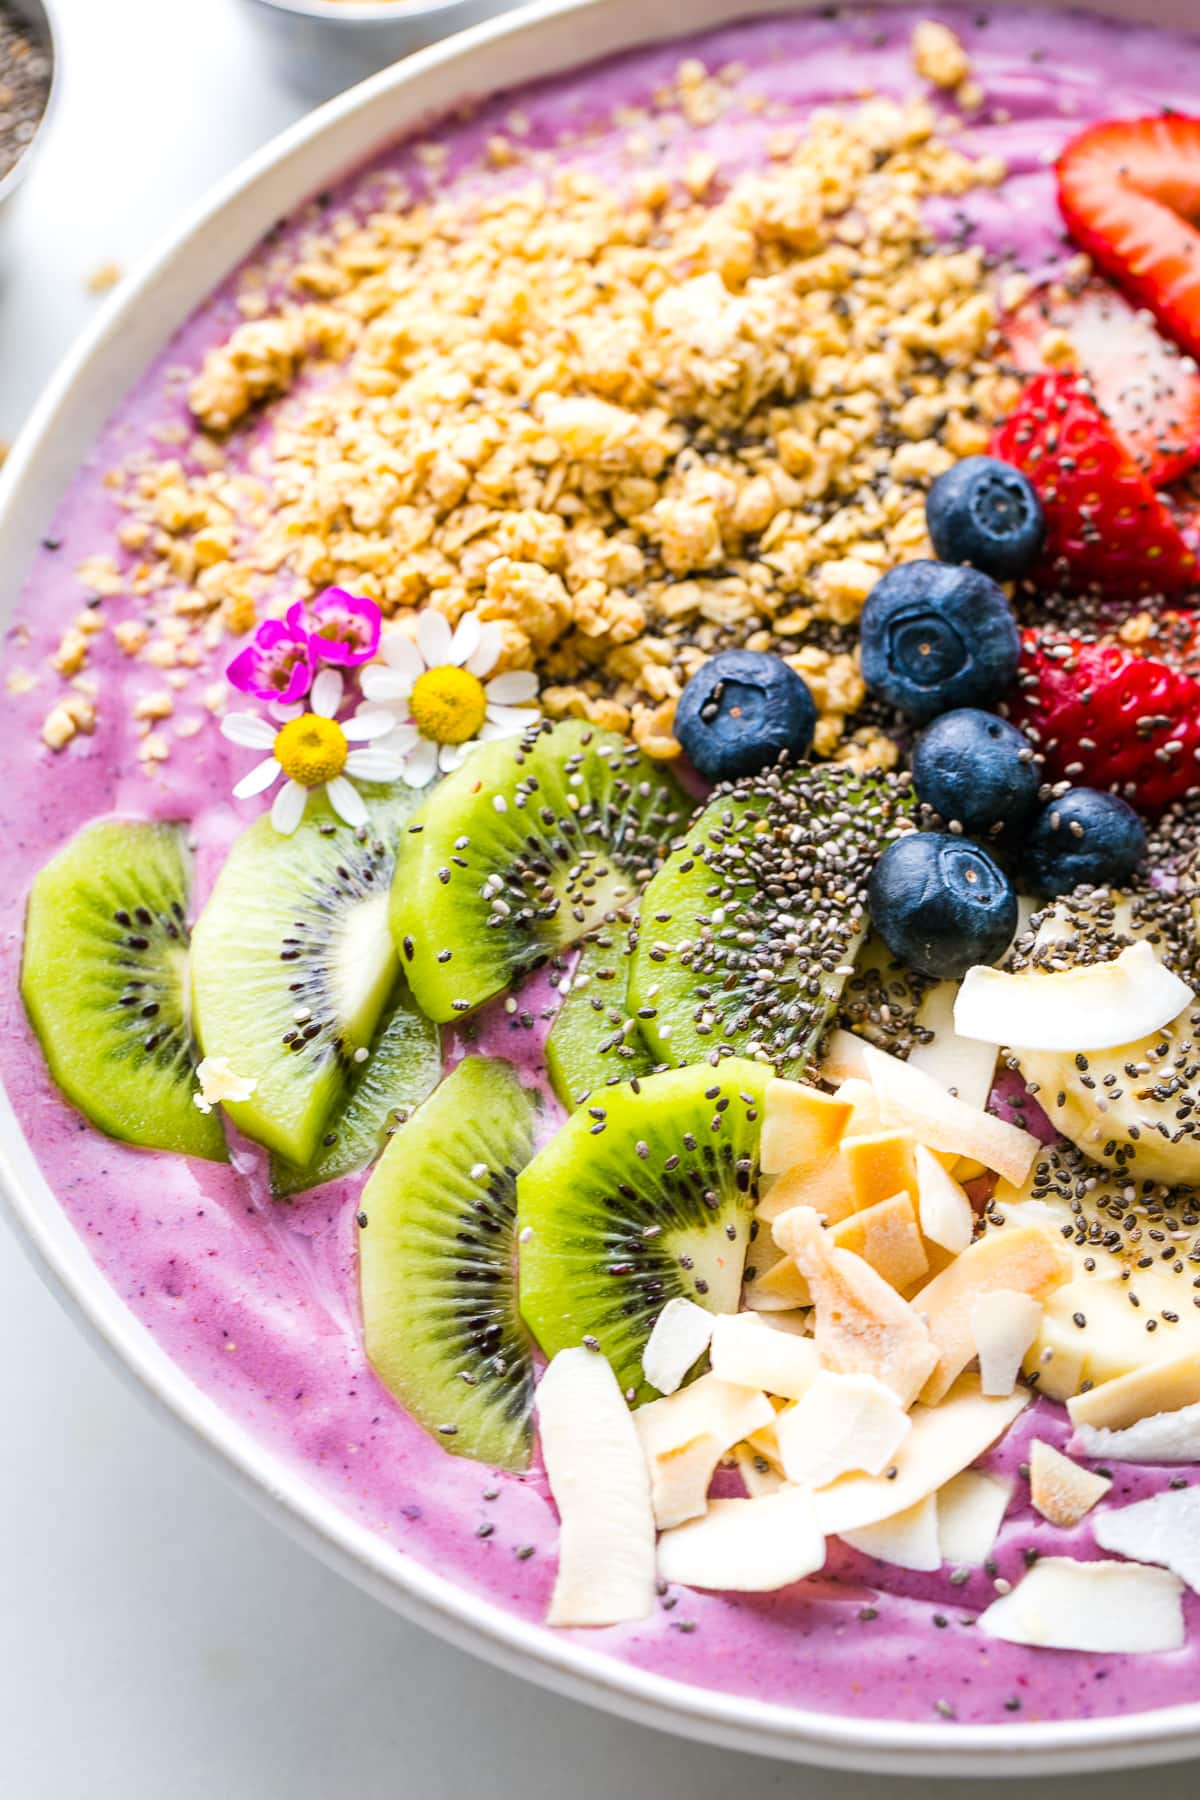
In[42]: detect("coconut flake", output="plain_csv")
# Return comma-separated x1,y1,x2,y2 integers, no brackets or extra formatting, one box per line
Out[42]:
1067,1350,1200,1432
641,1297,716,1396
812,1374,1027,1536
709,1311,819,1401
1093,1488,1200,1592
977,1557,1185,1654
914,1223,1070,1403
908,979,998,1110
937,1470,1012,1567
634,1374,774,1528
1029,1439,1111,1527
537,1346,656,1627
955,942,1193,1055
656,1488,826,1593
775,1370,911,1488
971,1289,1043,1397
915,1143,974,1254
842,1494,940,1571
861,1043,1038,1186
1073,1399,1200,1465
760,1077,853,1174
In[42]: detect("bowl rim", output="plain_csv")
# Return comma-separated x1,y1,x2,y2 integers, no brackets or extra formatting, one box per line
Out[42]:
244,0,481,23
3,0,1200,1774
0,0,60,212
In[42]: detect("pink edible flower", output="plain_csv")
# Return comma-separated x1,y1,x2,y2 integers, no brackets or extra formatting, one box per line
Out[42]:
287,587,382,668
226,617,314,705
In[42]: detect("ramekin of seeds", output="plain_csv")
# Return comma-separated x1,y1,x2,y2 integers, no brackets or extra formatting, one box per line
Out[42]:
0,0,55,222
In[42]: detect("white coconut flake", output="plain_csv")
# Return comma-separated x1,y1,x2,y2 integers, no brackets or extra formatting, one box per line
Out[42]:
709,1311,819,1401
937,1470,1012,1567
656,1488,826,1593
908,979,998,1110
641,1297,716,1396
861,1043,1037,1187
1093,1487,1200,1593
775,1370,911,1489
954,942,1193,1054
634,1374,774,1529
971,1290,1043,1397
977,1557,1185,1654
842,1494,941,1571
1073,1400,1200,1465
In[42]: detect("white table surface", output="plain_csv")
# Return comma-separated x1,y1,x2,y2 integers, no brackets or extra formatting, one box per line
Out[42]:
3,2,1199,1793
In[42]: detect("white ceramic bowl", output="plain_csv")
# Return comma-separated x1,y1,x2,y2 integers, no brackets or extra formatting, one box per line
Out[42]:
2,0,1199,1775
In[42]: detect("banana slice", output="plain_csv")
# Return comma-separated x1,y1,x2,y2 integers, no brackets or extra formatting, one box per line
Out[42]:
1009,891,1200,1187
987,1149,1200,1401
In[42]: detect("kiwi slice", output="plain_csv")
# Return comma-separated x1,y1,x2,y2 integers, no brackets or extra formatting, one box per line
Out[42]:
518,1058,768,1396
270,975,441,1197
20,818,225,1162
359,1055,538,1469
545,936,658,1109
390,720,690,1022
191,791,418,1166
627,763,912,1078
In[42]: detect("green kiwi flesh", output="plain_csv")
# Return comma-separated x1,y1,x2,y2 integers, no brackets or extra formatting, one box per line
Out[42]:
270,975,441,1197
545,935,657,1109
517,1058,768,1397
20,818,226,1162
191,792,417,1166
627,764,911,1078
359,1055,538,1469
389,720,690,1022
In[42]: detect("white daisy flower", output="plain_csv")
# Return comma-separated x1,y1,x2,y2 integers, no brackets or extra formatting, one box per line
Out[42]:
358,609,540,787
221,667,405,835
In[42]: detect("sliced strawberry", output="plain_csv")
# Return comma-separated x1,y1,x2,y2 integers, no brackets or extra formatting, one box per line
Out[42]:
1002,279,1200,486
1008,627,1200,814
990,372,1199,597
1057,116,1200,367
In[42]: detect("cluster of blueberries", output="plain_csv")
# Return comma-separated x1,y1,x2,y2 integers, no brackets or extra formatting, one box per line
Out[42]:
673,455,1147,981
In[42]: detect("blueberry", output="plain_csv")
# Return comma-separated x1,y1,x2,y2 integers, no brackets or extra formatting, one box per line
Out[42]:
912,708,1039,838
860,561,1020,725
674,650,816,783
868,831,1018,978
1021,788,1147,899
926,456,1045,581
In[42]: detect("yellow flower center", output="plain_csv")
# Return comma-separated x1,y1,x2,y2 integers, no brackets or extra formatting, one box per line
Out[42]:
274,713,348,787
409,664,488,745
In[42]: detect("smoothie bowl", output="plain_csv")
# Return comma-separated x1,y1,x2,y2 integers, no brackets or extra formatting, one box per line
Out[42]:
8,0,1200,1774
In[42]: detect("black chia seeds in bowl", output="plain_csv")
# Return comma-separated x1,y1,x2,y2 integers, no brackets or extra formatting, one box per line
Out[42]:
0,0,54,195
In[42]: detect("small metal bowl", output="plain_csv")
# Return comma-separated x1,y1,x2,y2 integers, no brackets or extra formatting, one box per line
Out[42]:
239,0,517,100
0,0,59,237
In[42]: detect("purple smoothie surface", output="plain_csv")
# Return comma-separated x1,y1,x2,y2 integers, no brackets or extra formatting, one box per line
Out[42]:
4,2,1200,1731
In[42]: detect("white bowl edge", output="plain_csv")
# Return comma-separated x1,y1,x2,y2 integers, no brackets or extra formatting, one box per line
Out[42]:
3,0,1200,1774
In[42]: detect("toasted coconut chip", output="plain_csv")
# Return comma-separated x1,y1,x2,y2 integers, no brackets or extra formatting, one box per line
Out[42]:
761,1077,853,1174
538,1346,657,1628
773,1205,937,1407
955,943,1193,1055
812,1374,1028,1536
861,1043,1038,1187
834,1076,887,1138
743,1238,813,1311
914,1224,1071,1404
776,1370,912,1488
1094,1487,1200,1593
756,1151,856,1225
971,1288,1043,1397
1029,1439,1111,1528
709,1311,819,1401
842,1494,940,1571
821,1028,871,1084
842,1130,918,1211
1074,1400,1200,1465
657,1488,826,1593
937,1470,1012,1567
634,1374,774,1529
732,1442,788,1498
641,1296,717,1397
831,1190,929,1291
977,1557,1185,1654
908,979,998,1111
1067,1351,1200,1432
915,1143,975,1255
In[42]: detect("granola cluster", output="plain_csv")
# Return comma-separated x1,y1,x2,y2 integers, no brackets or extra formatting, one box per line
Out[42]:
52,33,1015,762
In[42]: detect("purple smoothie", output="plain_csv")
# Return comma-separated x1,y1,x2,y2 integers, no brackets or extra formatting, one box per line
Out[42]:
4,2,1200,1730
